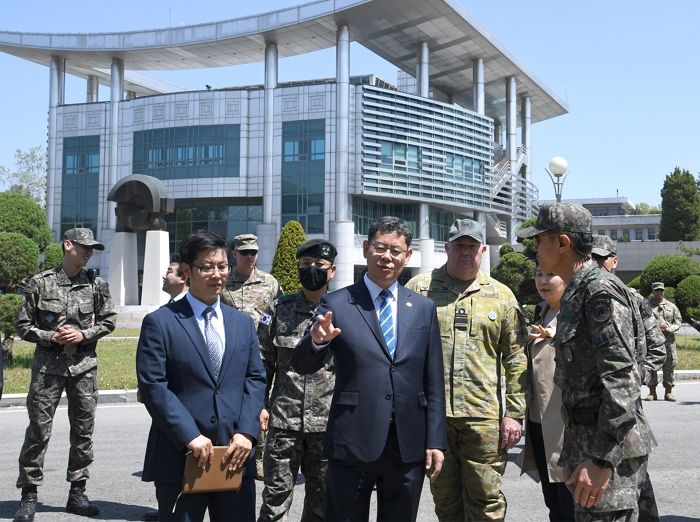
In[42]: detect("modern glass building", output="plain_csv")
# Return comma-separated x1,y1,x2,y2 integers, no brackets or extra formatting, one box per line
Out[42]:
0,0,567,301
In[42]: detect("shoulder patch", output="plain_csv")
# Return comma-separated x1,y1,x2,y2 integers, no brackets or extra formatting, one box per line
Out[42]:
589,296,612,324
259,313,272,327
277,293,296,303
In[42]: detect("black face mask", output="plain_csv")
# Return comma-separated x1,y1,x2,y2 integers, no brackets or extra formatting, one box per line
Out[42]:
299,266,328,291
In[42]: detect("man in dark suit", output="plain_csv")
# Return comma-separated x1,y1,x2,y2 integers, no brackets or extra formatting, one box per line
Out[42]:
292,216,446,522
137,230,266,521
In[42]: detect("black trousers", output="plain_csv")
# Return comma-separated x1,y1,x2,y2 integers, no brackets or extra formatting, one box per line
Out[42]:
154,476,255,522
528,419,575,522
324,422,425,522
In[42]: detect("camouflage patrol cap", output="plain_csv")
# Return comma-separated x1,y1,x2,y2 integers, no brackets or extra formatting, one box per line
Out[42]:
652,282,665,291
63,228,105,251
591,234,617,257
517,203,592,239
296,239,337,262
233,233,259,252
448,219,485,243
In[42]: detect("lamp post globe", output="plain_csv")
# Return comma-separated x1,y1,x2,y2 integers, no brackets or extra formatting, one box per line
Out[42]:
546,156,569,202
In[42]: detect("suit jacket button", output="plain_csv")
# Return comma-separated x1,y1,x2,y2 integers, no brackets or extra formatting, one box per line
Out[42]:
210,416,217,423
385,394,392,400
215,388,221,395
390,366,397,372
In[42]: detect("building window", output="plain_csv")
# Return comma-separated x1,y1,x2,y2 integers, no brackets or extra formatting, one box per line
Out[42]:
61,136,100,236
648,227,656,240
281,119,326,233
133,124,240,180
610,229,618,240
352,196,416,236
165,198,262,255
635,228,643,240
622,229,630,240
598,229,606,236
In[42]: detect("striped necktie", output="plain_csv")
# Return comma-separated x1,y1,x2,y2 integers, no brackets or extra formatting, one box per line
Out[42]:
203,306,223,379
379,289,396,359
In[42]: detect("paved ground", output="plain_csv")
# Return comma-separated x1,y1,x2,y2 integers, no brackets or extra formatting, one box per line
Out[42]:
1,382,699,521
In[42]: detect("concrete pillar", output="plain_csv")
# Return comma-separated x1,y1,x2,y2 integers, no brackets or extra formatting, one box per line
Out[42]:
140,230,170,306
46,56,64,234
263,42,277,225
494,120,502,146
521,95,531,181
418,203,434,273
87,75,99,103
506,77,517,168
473,58,485,114
331,25,353,290
108,58,124,230
107,231,138,305
417,42,429,98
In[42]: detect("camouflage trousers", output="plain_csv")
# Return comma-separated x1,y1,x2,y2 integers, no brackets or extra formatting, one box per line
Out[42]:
573,456,648,522
637,470,659,522
258,428,326,522
17,368,98,488
647,341,677,389
431,417,507,522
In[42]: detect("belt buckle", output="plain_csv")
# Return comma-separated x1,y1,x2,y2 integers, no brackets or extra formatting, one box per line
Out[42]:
63,344,77,355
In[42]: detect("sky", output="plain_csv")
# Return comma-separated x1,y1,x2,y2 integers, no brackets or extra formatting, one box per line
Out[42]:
0,0,698,207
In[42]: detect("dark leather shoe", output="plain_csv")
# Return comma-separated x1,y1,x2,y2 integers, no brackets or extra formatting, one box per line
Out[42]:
143,509,160,521
13,491,37,522
66,487,99,517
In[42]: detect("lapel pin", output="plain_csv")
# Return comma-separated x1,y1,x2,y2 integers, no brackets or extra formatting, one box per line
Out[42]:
406,302,413,307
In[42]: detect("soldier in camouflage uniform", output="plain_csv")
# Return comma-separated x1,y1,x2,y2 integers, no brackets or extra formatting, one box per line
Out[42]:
221,233,282,481
645,282,681,402
13,228,116,522
592,234,663,522
406,219,528,522
257,239,337,522
520,203,653,521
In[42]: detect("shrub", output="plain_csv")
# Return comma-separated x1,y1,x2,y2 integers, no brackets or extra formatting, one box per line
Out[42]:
491,252,539,305
41,242,63,270
0,293,22,339
639,254,700,296
675,275,700,316
271,220,307,295
0,192,51,251
627,276,641,290
0,232,40,293
499,243,514,256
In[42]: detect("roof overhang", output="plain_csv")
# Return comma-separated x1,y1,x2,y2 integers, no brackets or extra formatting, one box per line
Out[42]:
0,0,567,121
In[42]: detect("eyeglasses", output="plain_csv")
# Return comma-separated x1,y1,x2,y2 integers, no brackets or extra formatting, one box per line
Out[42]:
533,232,561,247
236,250,257,257
370,242,408,259
191,263,231,275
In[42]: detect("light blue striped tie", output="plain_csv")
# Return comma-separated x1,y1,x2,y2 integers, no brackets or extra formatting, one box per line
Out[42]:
379,289,396,359
203,306,223,379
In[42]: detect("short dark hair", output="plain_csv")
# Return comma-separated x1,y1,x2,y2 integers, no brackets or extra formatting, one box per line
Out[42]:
178,230,227,267
170,254,186,278
563,231,593,259
367,216,413,247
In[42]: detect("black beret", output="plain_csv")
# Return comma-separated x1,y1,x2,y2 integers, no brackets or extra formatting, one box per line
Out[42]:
296,239,337,261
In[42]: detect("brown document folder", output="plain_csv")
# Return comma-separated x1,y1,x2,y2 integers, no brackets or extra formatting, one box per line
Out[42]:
182,446,243,494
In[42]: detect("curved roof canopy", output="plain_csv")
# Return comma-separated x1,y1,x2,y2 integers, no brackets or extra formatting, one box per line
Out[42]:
0,0,567,123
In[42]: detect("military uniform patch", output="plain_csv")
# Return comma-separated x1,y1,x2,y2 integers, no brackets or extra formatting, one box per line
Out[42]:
259,312,272,327
590,296,612,324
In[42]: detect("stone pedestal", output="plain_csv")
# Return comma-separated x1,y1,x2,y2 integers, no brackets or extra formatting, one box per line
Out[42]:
141,230,170,306
107,232,138,306
255,223,278,272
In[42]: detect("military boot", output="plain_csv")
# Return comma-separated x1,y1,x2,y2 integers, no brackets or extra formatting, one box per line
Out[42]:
13,486,38,522
66,480,99,517
664,386,677,402
644,388,657,401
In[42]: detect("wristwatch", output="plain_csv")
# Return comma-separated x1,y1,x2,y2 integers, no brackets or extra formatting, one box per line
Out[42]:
591,457,614,470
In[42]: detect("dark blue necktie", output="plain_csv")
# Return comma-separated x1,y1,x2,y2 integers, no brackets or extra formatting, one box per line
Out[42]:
379,289,396,359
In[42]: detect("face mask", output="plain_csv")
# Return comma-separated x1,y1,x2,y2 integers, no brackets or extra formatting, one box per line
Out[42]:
299,266,328,291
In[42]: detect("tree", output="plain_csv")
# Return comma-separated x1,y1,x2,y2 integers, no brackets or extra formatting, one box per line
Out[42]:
0,232,40,293
41,242,64,270
638,253,700,296
659,167,700,241
491,252,539,305
0,146,47,208
516,215,537,259
0,192,51,252
271,220,307,294
630,202,661,215
675,275,700,318
0,294,22,365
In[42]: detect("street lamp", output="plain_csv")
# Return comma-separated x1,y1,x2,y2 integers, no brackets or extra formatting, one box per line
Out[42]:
545,156,569,202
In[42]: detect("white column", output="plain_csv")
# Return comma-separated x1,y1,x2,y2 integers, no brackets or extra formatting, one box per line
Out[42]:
263,42,277,225
108,58,124,230
87,75,99,103
141,230,170,306
473,58,485,114
330,24,353,290
107,231,138,305
418,203,434,273
46,56,64,235
521,95,531,181
506,77,517,242
417,42,429,98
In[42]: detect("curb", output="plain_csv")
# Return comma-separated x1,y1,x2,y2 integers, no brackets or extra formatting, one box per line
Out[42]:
3,372,700,409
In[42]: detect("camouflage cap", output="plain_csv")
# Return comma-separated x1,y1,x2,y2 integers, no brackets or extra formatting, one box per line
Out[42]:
652,282,665,291
63,228,105,251
591,234,617,257
296,239,337,262
233,233,259,252
448,219,485,243
517,203,592,239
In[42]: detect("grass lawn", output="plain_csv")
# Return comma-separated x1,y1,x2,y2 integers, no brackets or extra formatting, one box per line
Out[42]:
3,332,699,396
